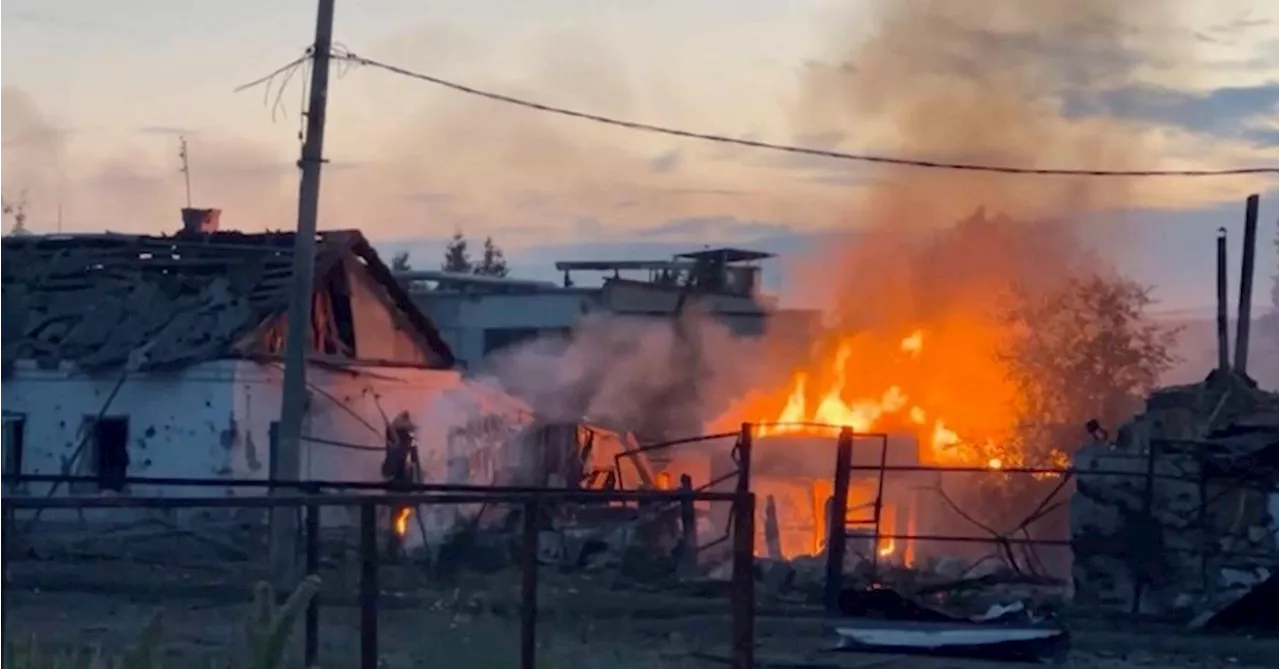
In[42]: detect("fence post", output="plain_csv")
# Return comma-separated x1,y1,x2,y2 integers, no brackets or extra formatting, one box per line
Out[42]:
1132,438,1159,615
0,496,8,660
736,423,754,496
730,490,756,669
304,501,320,668
679,474,699,575
359,502,379,669
520,499,540,669
824,428,853,612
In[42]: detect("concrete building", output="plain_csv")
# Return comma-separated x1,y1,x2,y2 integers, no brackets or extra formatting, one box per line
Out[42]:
0,212,482,519
403,248,821,371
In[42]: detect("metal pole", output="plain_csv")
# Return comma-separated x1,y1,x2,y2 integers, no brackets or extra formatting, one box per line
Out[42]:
359,502,379,669
729,424,755,669
729,490,756,669
678,474,699,575
1234,193,1260,373
735,423,754,495
868,434,889,579
273,0,336,586
520,500,540,669
0,498,8,665
304,502,320,667
1217,228,1231,372
824,428,853,612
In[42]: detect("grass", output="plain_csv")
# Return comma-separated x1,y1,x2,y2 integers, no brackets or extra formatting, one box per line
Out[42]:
2,576,320,669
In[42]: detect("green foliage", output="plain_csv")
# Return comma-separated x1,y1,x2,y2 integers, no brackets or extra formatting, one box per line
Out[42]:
2,611,161,669
245,576,321,669
1000,273,1181,463
3,576,321,669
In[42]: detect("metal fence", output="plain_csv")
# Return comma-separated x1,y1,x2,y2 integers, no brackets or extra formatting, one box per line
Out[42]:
2,424,1272,666
2,480,757,669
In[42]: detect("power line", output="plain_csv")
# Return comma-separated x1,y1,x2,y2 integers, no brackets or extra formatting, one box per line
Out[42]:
330,51,1277,178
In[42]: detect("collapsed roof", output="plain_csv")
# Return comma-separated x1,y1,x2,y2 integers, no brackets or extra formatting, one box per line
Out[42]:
1,230,454,372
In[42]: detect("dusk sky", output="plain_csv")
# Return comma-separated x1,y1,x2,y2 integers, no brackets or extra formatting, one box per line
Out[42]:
3,0,1278,310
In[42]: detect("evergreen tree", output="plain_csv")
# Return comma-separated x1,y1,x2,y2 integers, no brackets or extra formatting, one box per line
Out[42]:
475,236,509,278
441,232,473,273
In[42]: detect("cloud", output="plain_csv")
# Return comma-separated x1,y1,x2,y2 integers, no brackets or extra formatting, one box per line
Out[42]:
633,216,793,242
648,150,683,173
136,125,197,136
6,4,1276,245
785,0,1277,221
1066,83,1280,143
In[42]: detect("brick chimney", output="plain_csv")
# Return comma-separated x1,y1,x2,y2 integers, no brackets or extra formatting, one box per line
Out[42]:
180,207,221,234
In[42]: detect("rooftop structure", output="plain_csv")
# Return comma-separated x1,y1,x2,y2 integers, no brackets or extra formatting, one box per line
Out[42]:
2,225,453,371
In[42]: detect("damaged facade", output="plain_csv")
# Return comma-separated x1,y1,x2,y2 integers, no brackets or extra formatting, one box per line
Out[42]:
1071,369,1279,619
0,211,477,518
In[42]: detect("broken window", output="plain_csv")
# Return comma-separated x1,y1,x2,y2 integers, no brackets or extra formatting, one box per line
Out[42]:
80,416,130,493
2,415,26,493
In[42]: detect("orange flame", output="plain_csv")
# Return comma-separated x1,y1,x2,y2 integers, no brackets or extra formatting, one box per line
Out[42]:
394,507,412,537
725,329,1009,470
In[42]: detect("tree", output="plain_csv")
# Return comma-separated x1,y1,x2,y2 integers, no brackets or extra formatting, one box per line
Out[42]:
440,232,509,278
390,250,412,272
475,236,509,278
1000,273,1181,466
441,233,473,273
2,191,30,237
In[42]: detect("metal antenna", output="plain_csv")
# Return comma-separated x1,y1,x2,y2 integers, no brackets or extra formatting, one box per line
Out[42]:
178,136,193,208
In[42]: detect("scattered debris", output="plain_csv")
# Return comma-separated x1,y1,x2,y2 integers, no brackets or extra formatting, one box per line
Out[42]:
1072,369,1278,619
834,619,1069,664
1187,573,1278,632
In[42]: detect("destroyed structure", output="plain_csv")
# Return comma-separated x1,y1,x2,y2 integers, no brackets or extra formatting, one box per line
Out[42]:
0,209,469,515
1072,370,1279,619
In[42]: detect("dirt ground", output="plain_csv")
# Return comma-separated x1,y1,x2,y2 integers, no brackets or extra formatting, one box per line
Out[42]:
3,559,1276,669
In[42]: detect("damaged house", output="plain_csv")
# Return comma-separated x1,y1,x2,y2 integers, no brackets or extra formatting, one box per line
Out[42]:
1071,369,1279,621
0,209,486,516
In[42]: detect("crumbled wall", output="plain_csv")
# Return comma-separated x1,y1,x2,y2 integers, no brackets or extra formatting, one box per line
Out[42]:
1071,374,1278,618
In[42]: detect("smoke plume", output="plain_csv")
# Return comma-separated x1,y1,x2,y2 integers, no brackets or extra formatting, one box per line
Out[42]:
792,0,1196,335
480,310,764,440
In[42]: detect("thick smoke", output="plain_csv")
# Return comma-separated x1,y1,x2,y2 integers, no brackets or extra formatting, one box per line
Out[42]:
793,0,1194,348
479,310,764,440
467,0,1219,446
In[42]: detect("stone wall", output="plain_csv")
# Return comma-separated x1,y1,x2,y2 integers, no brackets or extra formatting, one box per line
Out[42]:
1070,371,1278,618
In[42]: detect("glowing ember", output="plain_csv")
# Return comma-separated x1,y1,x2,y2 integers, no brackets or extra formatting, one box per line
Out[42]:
394,507,412,537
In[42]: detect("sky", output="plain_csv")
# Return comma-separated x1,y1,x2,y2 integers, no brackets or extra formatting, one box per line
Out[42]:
2,0,1278,311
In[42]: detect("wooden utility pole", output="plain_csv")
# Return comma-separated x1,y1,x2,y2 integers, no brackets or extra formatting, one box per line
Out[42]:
272,0,336,585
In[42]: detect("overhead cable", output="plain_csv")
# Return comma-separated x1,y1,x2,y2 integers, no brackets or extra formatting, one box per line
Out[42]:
332,52,1277,178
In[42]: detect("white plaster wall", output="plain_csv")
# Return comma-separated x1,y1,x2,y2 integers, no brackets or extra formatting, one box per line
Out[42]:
2,360,240,521
1,359,527,531
227,361,529,534
228,361,470,483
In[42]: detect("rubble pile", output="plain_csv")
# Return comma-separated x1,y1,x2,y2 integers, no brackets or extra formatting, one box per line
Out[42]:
1071,370,1278,618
